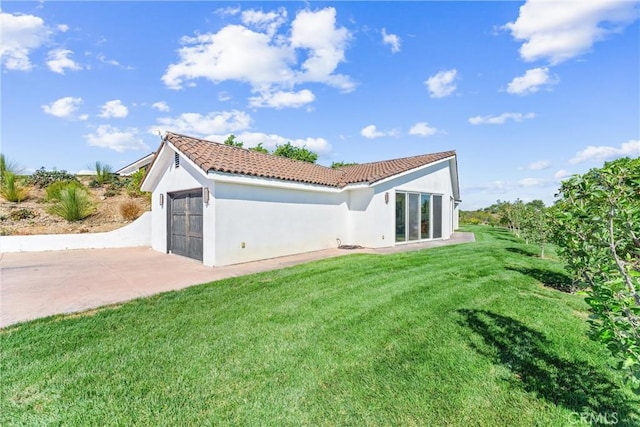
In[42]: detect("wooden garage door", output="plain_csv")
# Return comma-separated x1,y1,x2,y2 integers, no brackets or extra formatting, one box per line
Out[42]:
168,189,203,261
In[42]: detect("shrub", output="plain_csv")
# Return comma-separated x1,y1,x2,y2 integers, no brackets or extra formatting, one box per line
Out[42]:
29,168,79,188
91,161,113,186
0,154,22,182
49,186,95,221
119,200,143,221
126,169,149,198
45,180,83,201
9,208,35,221
1,172,29,202
104,189,119,198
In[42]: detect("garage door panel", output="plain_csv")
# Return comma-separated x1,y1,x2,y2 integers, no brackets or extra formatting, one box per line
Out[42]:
168,189,203,262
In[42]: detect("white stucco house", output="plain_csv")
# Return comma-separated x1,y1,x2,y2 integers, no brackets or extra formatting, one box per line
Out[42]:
141,132,461,267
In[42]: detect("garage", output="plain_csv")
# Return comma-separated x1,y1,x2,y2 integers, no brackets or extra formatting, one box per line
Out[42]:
167,189,203,261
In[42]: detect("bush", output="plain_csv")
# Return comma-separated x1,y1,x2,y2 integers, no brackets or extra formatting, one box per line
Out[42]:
90,161,113,186
119,200,143,221
126,169,149,198
9,208,35,221
49,185,95,221
45,180,83,201
1,172,29,202
29,168,79,188
104,189,119,198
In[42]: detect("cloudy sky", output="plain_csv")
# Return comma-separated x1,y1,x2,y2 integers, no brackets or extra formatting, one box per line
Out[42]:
1,1,638,209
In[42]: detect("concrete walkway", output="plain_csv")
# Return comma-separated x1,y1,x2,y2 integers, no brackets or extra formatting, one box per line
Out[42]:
0,232,474,328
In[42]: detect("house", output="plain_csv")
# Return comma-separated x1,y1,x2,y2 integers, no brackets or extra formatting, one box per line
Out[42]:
116,152,156,176
141,132,461,267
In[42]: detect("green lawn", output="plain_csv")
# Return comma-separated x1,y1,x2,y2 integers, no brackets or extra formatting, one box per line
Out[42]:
2,226,637,426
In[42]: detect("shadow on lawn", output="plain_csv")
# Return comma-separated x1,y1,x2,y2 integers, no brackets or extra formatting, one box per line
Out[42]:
505,247,539,257
506,265,576,293
458,309,638,424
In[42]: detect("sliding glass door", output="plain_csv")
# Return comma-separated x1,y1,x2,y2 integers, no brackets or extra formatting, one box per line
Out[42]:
421,194,430,239
395,193,406,242
395,191,443,242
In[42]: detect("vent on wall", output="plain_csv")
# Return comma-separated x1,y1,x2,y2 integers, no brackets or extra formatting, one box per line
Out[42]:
174,152,180,168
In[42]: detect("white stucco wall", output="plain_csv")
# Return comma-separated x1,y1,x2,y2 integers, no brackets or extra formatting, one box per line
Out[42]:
212,181,347,266
346,187,395,248
0,212,151,253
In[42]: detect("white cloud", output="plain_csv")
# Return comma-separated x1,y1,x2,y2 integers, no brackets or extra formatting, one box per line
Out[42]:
554,169,572,180
425,69,457,98
360,124,393,139
241,8,287,36
0,11,51,71
569,140,640,164
153,110,252,136
469,112,535,125
218,91,232,101
85,125,148,152
381,28,401,53
151,101,170,112
249,89,315,109
507,67,558,95
46,48,82,74
409,122,438,137
41,96,85,119
215,6,241,17
99,100,128,118
162,7,354,107
504,0,639,64
97,53,134,70
290,8,353,91
162,25,295,90
525,160,551,170
57,24,69,32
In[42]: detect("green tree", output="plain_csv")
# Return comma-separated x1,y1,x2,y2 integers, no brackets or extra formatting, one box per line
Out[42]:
497,199,527,237
273,142,318,163
331,161,358,168
224,134,244,148
520,201,549,258
249,143,269,154
548,157,640,391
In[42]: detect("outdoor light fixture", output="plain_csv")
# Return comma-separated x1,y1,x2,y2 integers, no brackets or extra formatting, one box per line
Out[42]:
385,192,389,204
203,187,210,203
159,193,164,207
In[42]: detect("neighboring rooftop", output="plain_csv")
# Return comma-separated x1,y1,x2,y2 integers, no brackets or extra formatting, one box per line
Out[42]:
164,132,456,189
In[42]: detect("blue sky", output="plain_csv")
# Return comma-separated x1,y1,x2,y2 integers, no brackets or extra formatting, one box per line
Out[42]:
1,1,638,210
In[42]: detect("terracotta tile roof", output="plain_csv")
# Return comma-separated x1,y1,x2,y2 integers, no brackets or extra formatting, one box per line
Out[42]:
165,132,455,189
336,152,457,185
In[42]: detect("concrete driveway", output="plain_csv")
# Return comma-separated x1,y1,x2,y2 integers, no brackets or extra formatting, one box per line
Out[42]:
1,232,474,327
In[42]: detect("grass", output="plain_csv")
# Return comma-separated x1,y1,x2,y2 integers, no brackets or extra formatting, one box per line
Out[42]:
1,226,637,425
47,185,95,221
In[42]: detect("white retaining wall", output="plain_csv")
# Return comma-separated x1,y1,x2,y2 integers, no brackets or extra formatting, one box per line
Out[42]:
0,212,151,253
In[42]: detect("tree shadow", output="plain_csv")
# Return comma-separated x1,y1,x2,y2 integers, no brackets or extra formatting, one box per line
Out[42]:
506,265,576,293
505,246,539,257
457,309,637,424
